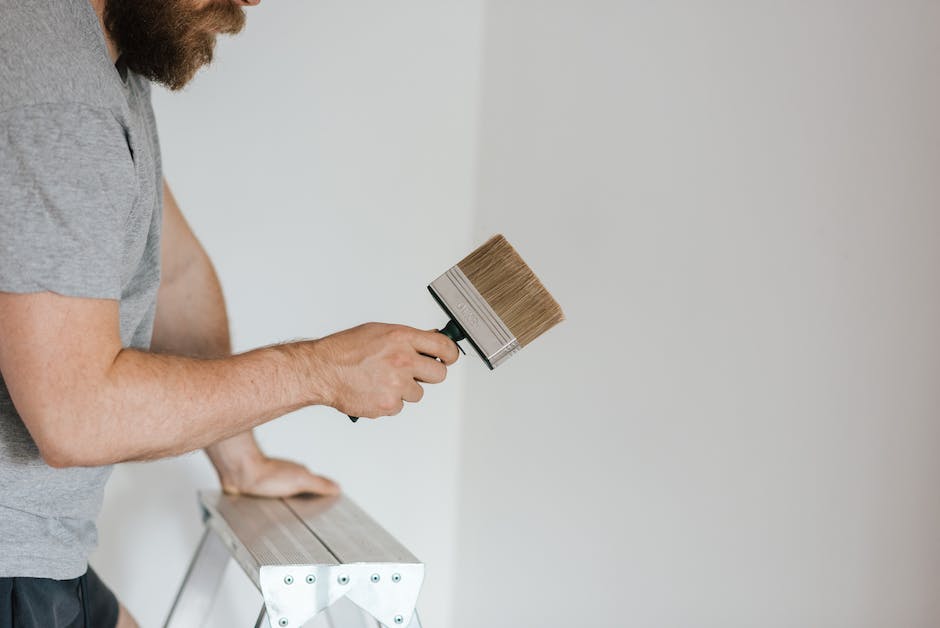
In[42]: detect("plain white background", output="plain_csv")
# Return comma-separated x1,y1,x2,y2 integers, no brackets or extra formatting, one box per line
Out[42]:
91,2,940,627
454,2,940,627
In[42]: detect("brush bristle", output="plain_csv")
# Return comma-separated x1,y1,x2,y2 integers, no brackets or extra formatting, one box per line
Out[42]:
457,234,564,348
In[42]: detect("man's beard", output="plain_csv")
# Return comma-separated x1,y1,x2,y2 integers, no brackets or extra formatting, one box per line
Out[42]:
104,0,246,91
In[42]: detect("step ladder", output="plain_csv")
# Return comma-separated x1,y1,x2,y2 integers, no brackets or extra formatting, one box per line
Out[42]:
164,491,424,628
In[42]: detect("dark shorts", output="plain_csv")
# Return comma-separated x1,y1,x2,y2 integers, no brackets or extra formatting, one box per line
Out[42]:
0,568,119,628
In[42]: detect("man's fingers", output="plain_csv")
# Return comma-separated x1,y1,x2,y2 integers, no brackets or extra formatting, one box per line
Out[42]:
410,328,460,365
412,354,447,384
298,472,341,496
402,380,425,403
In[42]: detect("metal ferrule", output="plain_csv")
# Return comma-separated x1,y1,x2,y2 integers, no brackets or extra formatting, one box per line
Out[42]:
428,265,521,369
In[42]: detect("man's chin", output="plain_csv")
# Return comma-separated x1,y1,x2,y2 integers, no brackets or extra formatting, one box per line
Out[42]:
104,0,241,90
133,51,213,91
161,69,201,91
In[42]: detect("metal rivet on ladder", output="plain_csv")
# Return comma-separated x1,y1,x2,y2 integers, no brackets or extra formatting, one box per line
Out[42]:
338,574,350,585
278,619,289,627
371,573,381,583
283,575,294,585
394,615,404,624
305,574,316,584
392,573,402,583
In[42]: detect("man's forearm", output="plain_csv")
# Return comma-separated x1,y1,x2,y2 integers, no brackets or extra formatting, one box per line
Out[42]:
40,183,322,467
0,288,456,467
0,218,457,469
38,340,325,467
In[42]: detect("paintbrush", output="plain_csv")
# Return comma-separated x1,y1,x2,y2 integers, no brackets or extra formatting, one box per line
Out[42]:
428,233,565,369
349,234,565,422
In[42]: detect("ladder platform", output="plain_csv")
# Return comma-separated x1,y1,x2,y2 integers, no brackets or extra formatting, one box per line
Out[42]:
166,490,425,628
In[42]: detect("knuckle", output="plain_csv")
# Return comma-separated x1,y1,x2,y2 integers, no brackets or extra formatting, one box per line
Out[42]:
388,325,410,341
389,351,412,370
379,396,400,414
377,368,401,393
383,370,404,389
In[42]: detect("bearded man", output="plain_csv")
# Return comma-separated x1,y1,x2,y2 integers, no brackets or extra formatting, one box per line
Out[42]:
0,1,459,626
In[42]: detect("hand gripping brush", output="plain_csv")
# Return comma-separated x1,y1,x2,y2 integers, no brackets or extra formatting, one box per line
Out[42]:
349,234,565,421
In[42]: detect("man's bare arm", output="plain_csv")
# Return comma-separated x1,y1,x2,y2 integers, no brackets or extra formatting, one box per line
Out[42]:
151,180,232,361
0,292,455,468
0,290,319,467
0,188,458,468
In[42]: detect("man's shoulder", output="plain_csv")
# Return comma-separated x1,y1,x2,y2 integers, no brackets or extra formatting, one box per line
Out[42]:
0,0,127,115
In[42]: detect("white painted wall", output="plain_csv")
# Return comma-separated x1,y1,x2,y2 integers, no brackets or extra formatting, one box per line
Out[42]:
454,2,940,627
90,2,940,627
91,2,482,626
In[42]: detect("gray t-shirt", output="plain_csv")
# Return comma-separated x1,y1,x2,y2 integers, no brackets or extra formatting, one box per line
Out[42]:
0,0,163,578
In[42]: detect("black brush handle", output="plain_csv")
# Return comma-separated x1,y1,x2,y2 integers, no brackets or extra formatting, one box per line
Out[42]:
438,319,468,345
348,321,465,423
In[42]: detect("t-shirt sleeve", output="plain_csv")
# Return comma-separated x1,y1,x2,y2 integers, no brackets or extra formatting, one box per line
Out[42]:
0,103,135,300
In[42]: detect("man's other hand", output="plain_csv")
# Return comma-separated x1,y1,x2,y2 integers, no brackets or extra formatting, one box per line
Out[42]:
220,455,340,498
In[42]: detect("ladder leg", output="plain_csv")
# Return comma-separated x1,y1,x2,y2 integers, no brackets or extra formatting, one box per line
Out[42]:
164,528,231,628
254,605,270,628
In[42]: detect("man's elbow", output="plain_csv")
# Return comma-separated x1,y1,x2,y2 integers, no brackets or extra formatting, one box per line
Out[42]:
39,442,80,469
27,410,110,469
34,431,89,469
